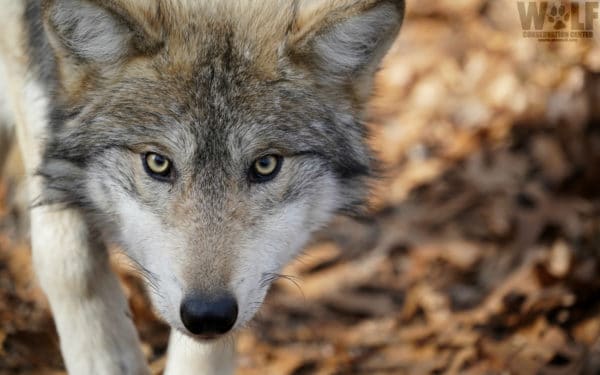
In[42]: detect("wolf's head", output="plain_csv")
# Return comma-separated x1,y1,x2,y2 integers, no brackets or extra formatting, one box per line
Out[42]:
38,0,404,339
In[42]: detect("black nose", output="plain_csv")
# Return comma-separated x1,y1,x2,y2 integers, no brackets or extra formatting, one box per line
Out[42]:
180,294,238,336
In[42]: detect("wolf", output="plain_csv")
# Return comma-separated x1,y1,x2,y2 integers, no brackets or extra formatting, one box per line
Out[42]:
0,0,405,373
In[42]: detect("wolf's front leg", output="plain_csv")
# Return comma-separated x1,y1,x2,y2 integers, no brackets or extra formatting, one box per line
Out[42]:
164,330,235,375
31,204,149,375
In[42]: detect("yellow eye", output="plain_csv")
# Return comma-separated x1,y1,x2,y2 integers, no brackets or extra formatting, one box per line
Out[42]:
251,155,282,182
144,153,172,178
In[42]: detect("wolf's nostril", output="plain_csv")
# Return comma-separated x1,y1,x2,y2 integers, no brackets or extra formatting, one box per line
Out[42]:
180,294,238,336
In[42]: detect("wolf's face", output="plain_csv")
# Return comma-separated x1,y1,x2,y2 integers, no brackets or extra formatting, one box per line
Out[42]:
37,0,404,339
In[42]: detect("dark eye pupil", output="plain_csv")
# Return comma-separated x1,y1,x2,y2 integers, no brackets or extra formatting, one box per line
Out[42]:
259,158,271,167
153,155,165,165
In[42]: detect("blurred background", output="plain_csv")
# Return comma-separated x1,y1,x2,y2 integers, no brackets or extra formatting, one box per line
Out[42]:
1,0,600,374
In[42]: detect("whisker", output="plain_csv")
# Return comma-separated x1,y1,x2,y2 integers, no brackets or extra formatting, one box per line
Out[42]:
118,256,165,300
260,272,305,299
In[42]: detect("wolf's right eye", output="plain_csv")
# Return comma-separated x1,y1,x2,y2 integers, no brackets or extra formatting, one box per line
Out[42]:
143,153,173,181
250,155,283,183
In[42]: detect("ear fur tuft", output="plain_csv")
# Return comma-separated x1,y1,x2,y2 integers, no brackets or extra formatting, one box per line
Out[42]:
288,0,405,99
42,0,162,64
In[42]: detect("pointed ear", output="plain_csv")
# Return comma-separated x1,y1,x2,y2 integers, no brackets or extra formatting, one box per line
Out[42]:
41,0,162,65
288,0,405,99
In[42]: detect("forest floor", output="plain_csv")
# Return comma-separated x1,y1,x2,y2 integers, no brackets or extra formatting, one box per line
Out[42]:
1,1,600,374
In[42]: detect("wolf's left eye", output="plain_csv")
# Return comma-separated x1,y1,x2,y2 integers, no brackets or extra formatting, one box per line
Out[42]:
143,153,173,181
250,155,282,183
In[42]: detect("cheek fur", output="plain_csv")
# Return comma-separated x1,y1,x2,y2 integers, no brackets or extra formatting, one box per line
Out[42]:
231,176,341,324
116,197,187,327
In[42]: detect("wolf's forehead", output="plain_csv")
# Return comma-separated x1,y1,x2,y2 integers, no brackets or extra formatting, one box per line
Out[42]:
103,73,325,159
151,1,296,75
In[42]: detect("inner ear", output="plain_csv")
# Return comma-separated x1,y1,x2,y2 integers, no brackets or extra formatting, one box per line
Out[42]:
317,3,401,74
287,0,404,98
42,0,162,64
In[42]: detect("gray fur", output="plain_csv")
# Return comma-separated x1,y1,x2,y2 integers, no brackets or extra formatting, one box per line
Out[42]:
24,0,404,349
